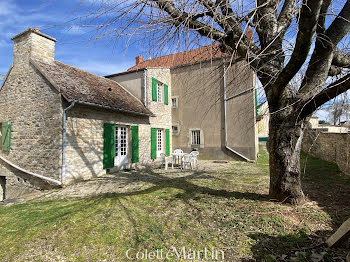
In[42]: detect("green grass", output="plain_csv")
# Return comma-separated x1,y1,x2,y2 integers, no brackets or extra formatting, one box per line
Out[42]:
0,147,349,261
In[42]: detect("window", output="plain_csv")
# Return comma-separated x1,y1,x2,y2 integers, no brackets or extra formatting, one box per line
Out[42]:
172,125,179,134
157,129,162,156
157,82,162,103
191,130,200,145
172,98,177,108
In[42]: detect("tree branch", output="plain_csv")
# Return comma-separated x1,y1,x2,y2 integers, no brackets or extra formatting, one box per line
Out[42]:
332,50,350,68
277,0,298,34
273,0,322,94
325,0,350,46
156,0,226,41
299,73,350,119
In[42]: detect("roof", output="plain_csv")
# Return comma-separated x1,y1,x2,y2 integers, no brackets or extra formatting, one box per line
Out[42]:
127,44,225,71
31,59,153,116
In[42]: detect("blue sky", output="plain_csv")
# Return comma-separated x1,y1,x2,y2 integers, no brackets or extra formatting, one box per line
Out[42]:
0,0,141,76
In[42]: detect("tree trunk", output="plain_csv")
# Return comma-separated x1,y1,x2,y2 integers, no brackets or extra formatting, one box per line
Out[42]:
268,113,306,205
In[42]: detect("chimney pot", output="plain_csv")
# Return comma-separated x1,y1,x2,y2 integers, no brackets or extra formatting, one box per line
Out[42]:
34,28,40,33
135,55,144,65
246,27,253,42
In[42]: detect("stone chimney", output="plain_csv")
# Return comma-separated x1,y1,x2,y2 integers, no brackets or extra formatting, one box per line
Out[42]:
11,28,56,65
135,55,144,65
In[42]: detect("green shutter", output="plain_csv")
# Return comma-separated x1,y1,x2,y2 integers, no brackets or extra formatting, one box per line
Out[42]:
152,77,157,101
164,84,168,105
103,123,115,169
1,122,11,151
255,89,258,115
151,128,157,159
131,126,139,163
165,129,170,156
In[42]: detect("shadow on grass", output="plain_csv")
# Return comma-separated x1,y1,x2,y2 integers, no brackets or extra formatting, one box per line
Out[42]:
300,152,350,228
242,230,349,262
89,167,268,202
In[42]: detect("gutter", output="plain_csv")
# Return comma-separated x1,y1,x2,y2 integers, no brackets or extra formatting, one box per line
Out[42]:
61,100,76,183
222,58,252,162
0,155,61,186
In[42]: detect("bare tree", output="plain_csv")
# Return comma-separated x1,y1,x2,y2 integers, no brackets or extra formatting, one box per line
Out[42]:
327,93,350,125
75,0,350,204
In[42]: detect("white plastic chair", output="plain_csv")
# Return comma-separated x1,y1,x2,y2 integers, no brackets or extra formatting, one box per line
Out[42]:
190,151,199,168
173,149,183,154
160,153,174,170
181,154,194,170
172,149,184,165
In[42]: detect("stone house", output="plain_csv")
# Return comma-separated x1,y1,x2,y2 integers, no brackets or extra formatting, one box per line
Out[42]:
0,29,171,200
108,45,258,161
0,28,257,200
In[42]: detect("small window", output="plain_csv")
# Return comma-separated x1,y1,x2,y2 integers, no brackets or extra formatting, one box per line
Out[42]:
172,98,177,108
157,82,162,103
191,130,200,145
172,125,179,134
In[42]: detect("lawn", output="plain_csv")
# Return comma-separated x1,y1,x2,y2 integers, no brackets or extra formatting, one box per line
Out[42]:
0,146,349,261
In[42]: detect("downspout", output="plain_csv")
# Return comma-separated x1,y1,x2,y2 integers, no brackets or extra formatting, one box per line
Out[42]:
61,100,76,184
223,58,252,162
144,68,148,107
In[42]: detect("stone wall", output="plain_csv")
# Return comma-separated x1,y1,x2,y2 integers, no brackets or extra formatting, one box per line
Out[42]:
65,104,152,183
302,130,350,175
0,30,62,198
146,68,173,156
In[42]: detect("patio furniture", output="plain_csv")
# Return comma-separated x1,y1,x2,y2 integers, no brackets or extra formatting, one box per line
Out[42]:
181,154,194,170
172,149,184,165
190,151,199,168
160,153,174,170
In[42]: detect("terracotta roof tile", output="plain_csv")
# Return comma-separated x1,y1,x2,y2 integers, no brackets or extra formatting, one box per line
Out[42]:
128,44,225,71
32,60,153,116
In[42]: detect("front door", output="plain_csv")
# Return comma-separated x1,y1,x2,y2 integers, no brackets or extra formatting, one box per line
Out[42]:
115,126,128,167
157,129,163,157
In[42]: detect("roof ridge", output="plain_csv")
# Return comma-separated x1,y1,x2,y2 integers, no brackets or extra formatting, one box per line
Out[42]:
141,44,220,62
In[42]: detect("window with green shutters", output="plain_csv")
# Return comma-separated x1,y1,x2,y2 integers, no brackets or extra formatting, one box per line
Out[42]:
150,128,157,159
165,129,170,156
103,123,115,169
131,126,139,163
152,77,169,105
1,122,11,152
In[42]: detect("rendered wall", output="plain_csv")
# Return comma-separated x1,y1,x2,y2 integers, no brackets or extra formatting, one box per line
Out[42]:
171,59,257,160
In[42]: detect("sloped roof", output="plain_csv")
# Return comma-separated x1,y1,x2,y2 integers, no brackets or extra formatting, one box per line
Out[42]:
32,60,153,116
128,44,225,71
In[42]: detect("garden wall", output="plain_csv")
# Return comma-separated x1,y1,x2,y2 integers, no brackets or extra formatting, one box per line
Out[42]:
302,130,350,175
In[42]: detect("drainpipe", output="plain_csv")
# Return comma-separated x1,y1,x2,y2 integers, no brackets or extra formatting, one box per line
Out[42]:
144,68,148,107
61,100,76,183
223,58,252,162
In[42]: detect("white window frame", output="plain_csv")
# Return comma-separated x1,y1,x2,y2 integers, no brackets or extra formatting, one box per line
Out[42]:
115,125,128,166
157,82,163,103
157,129,163,157
191,130,201,145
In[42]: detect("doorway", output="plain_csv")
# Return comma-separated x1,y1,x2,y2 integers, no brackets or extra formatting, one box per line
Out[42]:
115,126,128,167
